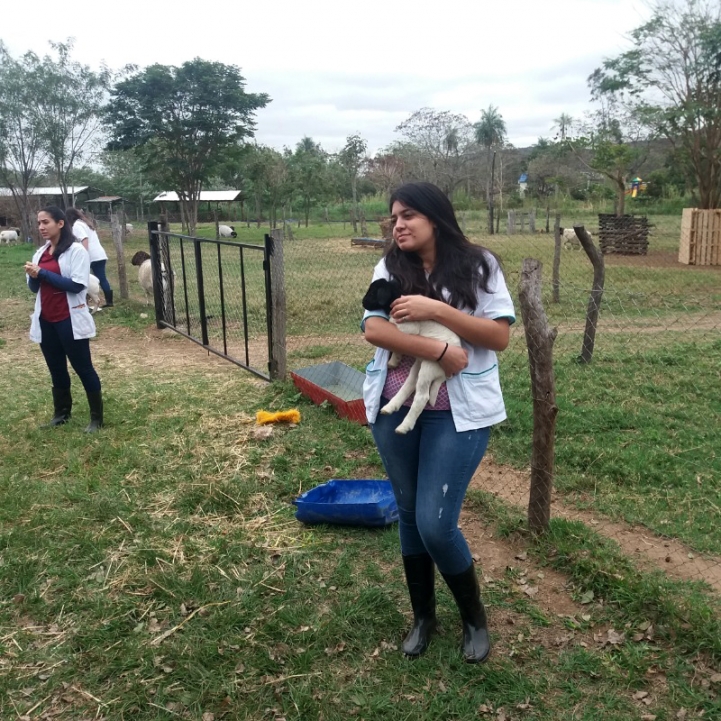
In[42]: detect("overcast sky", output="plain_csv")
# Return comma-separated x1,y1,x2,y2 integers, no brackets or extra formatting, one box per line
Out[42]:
5,0,651,155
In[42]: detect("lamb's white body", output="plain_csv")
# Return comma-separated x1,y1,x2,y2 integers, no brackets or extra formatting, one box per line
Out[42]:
1,230,19,244
381,319,462,435
137,259,171,305
561,227,592,250
87,273,101,313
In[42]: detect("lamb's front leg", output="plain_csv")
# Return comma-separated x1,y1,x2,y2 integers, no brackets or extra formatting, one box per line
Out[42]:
381,358,421,415
394,361,443,435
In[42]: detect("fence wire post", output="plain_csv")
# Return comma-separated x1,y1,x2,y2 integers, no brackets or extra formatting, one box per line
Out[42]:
265,229,287,380
194,239,209,346
148,221,165,329
519,258,558,533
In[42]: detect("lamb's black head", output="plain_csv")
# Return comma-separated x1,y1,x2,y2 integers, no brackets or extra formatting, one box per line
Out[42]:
362,278,402,313
131,250,151,266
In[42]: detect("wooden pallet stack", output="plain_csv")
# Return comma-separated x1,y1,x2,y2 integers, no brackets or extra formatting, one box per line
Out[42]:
598,214,651,255
679,209,721,266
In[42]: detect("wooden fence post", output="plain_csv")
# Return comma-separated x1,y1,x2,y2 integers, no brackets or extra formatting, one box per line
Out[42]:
575,226,605,364
529,209,536,233
552,213,561,303
111,213,129,300
269,228,287,380
519,258,558,533
508,210,515,235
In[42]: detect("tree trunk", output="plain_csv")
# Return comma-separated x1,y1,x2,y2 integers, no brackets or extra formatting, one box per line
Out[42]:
574,225,605,364
518,258,558,533
351,178,359,234
111,212,129,300
616,178,626,217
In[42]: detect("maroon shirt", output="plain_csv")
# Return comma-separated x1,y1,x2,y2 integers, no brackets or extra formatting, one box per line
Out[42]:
38,248,70,322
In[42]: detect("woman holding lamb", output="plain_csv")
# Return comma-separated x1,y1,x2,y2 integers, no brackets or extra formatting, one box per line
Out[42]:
24,206,103,432
362,182,515,663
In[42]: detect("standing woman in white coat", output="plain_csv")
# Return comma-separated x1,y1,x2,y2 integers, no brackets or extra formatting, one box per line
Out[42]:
24,206,103,432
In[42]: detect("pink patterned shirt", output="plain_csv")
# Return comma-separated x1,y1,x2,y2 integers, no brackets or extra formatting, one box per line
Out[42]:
382,354,451,411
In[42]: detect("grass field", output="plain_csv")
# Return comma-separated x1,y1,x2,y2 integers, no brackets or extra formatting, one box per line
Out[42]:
1,214,720,720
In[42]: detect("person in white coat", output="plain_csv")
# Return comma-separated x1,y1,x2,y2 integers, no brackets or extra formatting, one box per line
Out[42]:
362,183,515,664
24,206,103,432
65,207,113,307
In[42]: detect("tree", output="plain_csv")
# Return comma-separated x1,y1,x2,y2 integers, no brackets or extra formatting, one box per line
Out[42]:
0,43,46,243
105,58,269,234
338,134,368,233
395,109,475,195
28,41,110,208
475,105,507,232
552,113,574,141
590,0,721,208
289,137,328,227
572,99,653,216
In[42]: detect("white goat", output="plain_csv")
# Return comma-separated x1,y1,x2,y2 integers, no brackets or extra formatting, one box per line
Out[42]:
219,224,237,238
363,278,461,435
1,230,19,244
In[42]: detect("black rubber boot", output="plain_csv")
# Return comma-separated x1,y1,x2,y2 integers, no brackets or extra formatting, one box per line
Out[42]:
103,289,114,308
401,553,437,657
84,390,104,433
44,387,72,427
441,564,491,664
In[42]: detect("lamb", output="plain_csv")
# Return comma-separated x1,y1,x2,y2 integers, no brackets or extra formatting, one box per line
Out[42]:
362,278,462,435
125,223,134,235
559,227,592,250
131,250,172,305
219,224,237,238
1,229,19,244
86,273,102,313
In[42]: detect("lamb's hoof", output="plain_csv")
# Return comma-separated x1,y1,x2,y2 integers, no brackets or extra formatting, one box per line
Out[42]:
395,425,410,435
380,405,394,415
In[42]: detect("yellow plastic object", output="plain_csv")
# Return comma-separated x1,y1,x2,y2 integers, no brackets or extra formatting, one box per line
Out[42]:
256,409,301,425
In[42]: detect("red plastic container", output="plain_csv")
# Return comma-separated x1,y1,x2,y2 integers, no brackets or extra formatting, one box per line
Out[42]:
291,362,367,425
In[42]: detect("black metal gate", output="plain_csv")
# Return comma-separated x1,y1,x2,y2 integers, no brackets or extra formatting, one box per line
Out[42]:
147,222,278,381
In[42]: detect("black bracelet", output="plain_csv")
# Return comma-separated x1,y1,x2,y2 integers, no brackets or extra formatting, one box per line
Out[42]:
436,342,449,362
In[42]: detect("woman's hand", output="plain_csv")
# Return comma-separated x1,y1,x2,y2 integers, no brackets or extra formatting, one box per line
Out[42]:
439,345,468,377
390,295,442,323
25,262,39,278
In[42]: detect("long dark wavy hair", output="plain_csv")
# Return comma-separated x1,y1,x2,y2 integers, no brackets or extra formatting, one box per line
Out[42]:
385,182,497,310
65,206,96,231
40,206,76,257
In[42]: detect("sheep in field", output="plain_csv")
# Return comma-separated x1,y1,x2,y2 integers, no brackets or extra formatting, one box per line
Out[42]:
125,223,134,235
219,224,237,238
559,227,593,250
1,230,19,244
131,250,172,305
362,278,462,435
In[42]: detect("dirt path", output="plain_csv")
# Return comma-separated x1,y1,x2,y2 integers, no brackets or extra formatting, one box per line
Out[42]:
470,459,721,594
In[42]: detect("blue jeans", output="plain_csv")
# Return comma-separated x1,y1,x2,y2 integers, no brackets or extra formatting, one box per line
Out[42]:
39,317,101,393
371,401,490,575
90,260,112,297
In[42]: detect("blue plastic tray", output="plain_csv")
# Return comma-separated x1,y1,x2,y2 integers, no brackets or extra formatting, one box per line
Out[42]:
293,479,398,527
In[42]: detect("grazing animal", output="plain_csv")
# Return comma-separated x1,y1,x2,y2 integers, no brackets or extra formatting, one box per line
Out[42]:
362,278,461,435
219,224,237,238
131,250,172,305
125,223,134,235
559,227,592,250
1,229,19,244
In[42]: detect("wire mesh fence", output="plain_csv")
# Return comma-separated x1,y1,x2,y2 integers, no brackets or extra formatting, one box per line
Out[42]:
145,209,720,595
277,210,721,593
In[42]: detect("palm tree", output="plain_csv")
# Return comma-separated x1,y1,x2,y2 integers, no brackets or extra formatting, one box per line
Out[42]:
474,105,507,233
552,113,574,141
